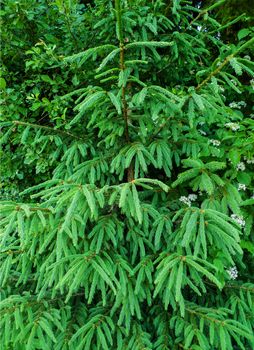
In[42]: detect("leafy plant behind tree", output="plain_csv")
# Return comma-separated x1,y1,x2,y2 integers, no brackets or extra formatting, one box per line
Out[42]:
0,0,254,349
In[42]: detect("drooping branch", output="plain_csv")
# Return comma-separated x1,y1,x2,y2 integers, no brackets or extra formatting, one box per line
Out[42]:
196,37,254,91
12,120,85,140
185,0,227,33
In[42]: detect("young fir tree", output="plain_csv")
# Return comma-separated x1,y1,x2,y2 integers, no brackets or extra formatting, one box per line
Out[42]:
1,0,254,349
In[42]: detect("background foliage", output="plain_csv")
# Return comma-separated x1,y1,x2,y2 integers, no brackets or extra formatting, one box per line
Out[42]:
0,0,254,349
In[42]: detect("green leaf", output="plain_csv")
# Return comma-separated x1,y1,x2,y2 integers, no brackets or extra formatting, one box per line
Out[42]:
237,172,251,185
97,48,121,71
82,186,96,217
219,325,227,350
91,260,116,293
125,41,174,49
240,240,254,254
186,257,222,288
175,261,183,302
131,184,142,224
39,318,57,342
172,169,199,187
182,210,199,247
0,77,6,89
200,172,214,195
108,92,122,114
237,28,251,40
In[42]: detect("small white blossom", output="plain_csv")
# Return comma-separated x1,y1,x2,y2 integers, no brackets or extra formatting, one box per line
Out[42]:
208,139,221,147
229,101,246,109
238,183,246,191
179,196,191,206
225,122,240,131
179,194,197,206
238,101,247,108
231,214,245,227
229,102,238,108
243,156,254,164
227,266,238,280
188,194,197,201
236,162,245,171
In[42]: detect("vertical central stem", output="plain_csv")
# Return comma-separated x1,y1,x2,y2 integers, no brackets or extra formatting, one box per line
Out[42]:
115,0,134,181
119,43,130,142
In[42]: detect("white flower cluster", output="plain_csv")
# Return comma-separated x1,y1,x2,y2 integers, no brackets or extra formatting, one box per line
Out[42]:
231,214,245,227
229,101,247,109
225,122,240,131
188,194,197,201
227,266,238,280
244,156,254,164
239,101,247,107
179,194,197,206
236,162,245,171
208,139,221,147
238,183,246,191
229,102,238,108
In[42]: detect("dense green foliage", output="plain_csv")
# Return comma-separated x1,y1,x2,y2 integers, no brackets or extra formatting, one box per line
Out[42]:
1,0,254,349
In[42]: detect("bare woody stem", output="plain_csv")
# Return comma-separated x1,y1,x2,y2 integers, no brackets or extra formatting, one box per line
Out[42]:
115,0,134,181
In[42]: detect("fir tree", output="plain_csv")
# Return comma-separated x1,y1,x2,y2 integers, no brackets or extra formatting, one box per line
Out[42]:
1,0,254,349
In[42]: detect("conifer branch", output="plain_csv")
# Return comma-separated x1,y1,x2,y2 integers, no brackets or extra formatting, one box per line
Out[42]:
196,54,234,91
196,37,254,91
208,13,246,35
12,121,85,140
185,0,226,32
186,307,225,325
205,281,254,293
15,205,52,213
0,292,86,316
0,249,25,255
